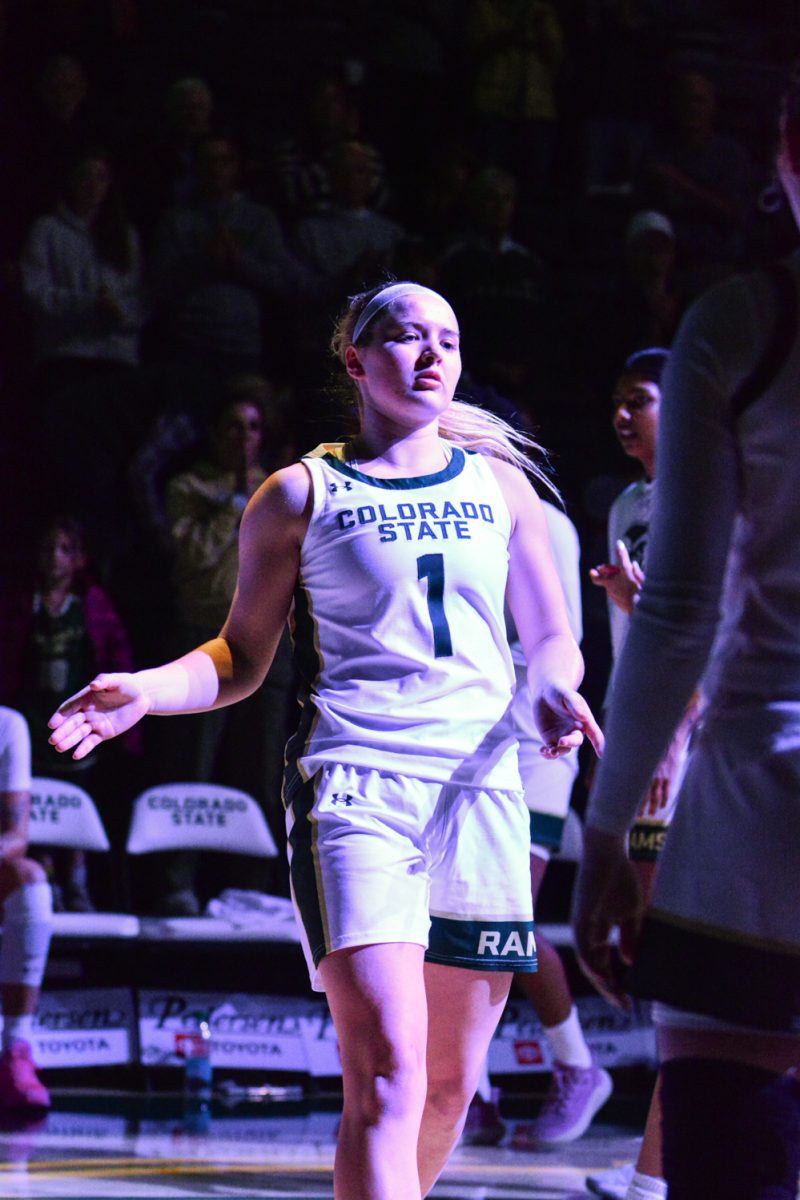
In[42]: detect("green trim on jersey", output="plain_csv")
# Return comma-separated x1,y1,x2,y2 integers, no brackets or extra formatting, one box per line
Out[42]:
320,445,467,490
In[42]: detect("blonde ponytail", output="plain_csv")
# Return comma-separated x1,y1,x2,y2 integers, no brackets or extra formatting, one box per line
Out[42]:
441,397,560,503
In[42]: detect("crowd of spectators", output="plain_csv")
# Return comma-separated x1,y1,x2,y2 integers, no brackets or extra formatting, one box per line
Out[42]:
1,0,798,916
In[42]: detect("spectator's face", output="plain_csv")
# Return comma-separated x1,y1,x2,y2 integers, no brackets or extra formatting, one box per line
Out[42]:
41,58,87,121
330,145,377,208
199,139,239,196
69,158,111,215
671,72,716,135
470,179,516,237
612,372,660,467
39,528,85,588
169,83,213,137
215,402,263,472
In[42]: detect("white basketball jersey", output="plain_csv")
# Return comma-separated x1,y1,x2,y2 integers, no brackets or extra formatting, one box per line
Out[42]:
288,444,520,789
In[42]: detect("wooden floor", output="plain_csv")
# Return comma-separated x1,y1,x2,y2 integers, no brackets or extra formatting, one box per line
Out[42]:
0,1087,647,1199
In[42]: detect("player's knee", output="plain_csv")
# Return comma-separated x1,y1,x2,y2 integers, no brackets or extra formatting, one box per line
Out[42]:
425,1064,477,1129
345,1031,426,1126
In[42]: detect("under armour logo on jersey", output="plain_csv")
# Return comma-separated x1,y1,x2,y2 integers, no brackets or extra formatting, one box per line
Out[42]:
330,481,353,493
331,793,354,806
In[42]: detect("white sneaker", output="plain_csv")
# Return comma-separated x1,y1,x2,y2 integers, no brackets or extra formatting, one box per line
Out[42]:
586,1163,635,1200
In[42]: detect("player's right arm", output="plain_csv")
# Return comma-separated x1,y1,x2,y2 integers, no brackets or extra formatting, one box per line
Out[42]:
48,464,311,761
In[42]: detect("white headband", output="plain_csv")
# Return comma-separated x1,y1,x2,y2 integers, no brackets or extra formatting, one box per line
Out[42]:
351,283,453,345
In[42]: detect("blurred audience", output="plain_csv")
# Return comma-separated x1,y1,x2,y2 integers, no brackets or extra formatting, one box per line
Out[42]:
0,517,140,913
266,70,387,224
148,380,296,915
634,66,754,294
149,132,316,385
438,166,552,402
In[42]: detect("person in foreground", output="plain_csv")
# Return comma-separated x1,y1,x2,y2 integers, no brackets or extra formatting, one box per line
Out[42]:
0,708,53,1110
49,280,602,1200
572,81,800,1200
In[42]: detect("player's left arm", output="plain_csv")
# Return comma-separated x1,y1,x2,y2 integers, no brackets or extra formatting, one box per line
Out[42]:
488,459,603,758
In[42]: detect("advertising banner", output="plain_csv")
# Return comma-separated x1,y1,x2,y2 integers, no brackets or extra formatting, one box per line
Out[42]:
488,995,656,1074
139,991,312,1072
27,988,135,1067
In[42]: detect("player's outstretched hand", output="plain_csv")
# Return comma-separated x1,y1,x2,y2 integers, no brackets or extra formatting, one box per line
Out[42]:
534,684,604,760
572,827,642,1010
48,674,150,761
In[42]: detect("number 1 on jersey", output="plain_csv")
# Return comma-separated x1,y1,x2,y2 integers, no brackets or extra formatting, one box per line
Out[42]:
417,553,453,658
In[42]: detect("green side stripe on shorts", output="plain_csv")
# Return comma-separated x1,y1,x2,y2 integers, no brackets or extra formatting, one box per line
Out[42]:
426,914,538,973
529,811,565,851
286,770,327,968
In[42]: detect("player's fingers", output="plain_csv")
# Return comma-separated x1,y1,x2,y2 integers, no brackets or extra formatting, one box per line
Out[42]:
48,711,93,748
51,718,95,753
72,732,104,761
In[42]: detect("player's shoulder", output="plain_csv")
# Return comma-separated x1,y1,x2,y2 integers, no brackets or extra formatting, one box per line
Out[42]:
481,454,545,524
245,463,312,532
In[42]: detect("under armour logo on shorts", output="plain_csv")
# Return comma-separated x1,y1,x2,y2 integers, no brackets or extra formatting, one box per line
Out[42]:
331,793,354,806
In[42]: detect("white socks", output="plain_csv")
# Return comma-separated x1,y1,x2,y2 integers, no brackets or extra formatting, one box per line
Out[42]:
2,1014,34,1051
544,1005,592,1068
475,1056,493,1102
626,1171,667,1200
0,881,53,989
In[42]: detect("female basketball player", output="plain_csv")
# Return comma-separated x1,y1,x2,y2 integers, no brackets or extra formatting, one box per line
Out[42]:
573,79,800,1200
49,280,602,1200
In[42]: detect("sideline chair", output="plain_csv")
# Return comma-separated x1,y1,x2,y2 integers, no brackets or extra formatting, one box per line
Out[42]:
126,783,293,942
28,777,140,938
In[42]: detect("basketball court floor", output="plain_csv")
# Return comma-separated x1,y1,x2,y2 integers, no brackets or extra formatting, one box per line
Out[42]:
0,1087,647,1199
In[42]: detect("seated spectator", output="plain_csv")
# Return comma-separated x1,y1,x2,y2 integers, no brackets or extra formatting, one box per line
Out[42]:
129,372,292,554
467,0,565,227
566,208,687,396
149,132,316,383
18,55,101,226
0,707,52,1111
266,70,387,223
573,0,663,196
292,141,407,358
438,166,551,401
634,66,754,293
294,141,405,280
129,76,216,242
20,147,146,400
0,517,140,913
19,148,148,553
148,383,296,915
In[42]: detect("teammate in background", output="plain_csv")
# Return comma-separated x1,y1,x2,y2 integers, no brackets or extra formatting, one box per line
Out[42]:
466,500,612,1148
49,280,602,1200
591,349,698,892
586,349,699,1200
512,501,612,1147
0,708,53,1110
574,75,800,1200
